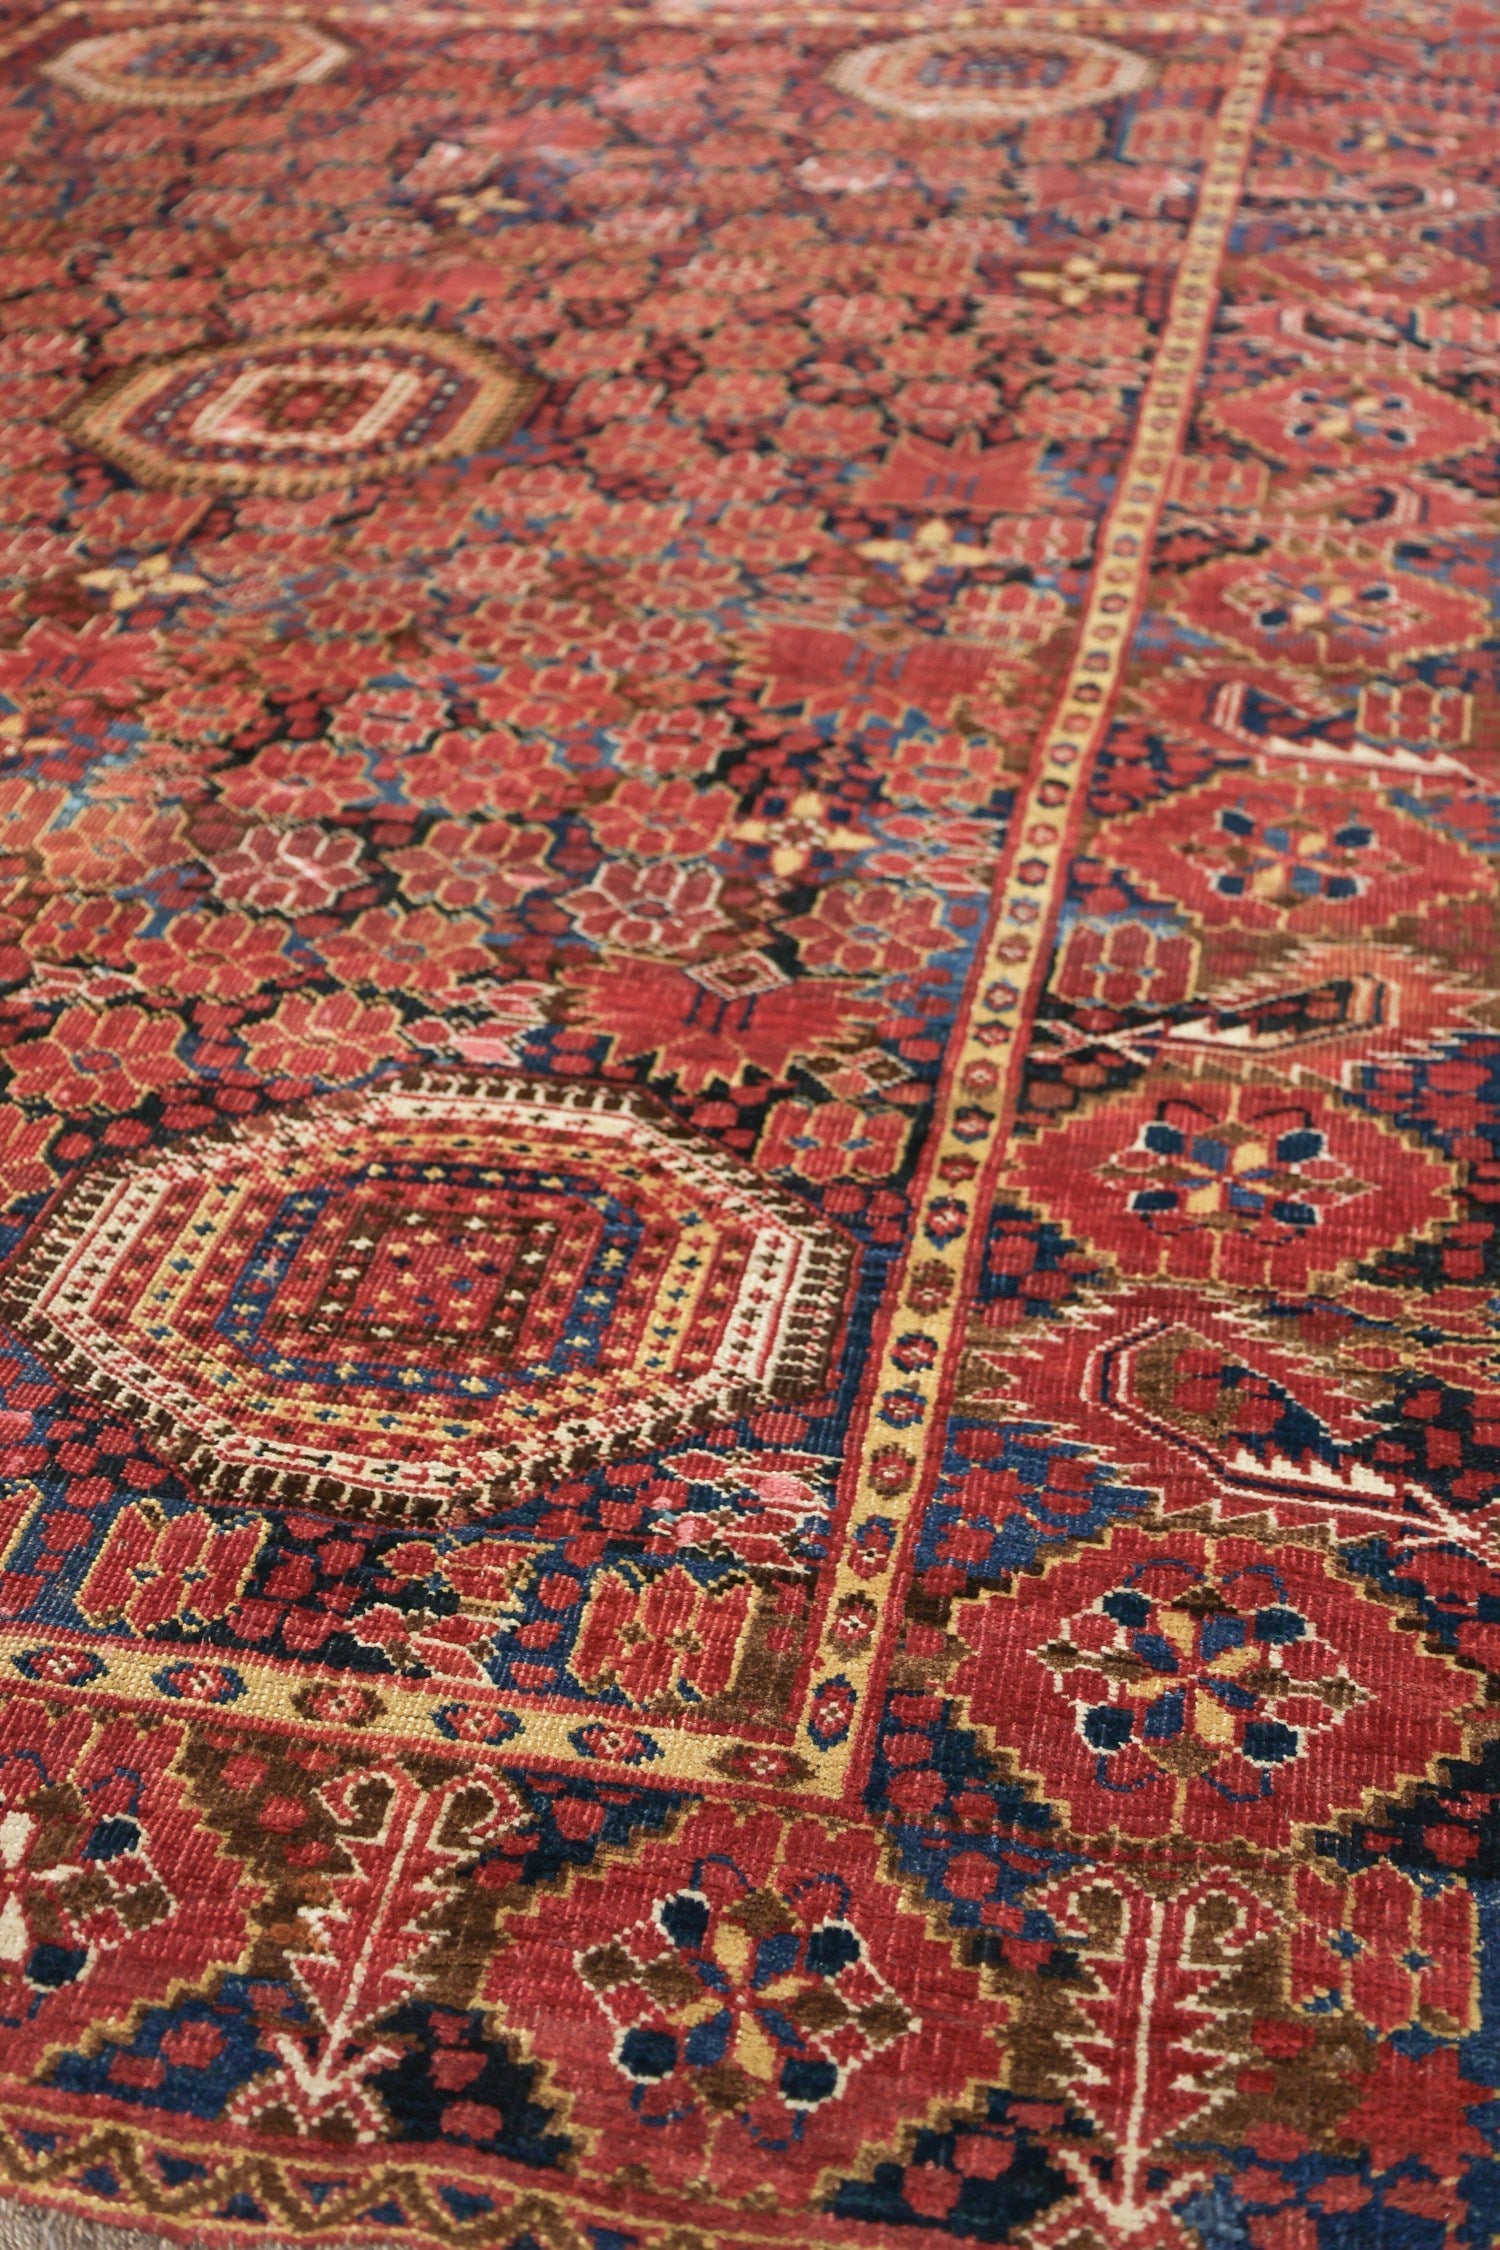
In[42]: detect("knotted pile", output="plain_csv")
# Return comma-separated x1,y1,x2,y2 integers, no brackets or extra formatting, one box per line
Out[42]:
0,4,1496,2248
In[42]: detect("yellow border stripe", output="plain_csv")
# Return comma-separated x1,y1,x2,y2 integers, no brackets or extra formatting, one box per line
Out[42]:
0,4,1255,62
817,18,1285,1798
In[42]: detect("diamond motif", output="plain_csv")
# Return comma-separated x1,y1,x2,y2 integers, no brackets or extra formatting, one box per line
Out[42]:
1014,1074,1457,1290
1172,531,1489,672
483,1801,999,2200
1208,365,1496,471
954,1526,1474,1844
1100,773,1496,937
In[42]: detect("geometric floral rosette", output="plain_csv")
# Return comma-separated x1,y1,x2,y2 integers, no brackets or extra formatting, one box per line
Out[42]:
2,2,1500,2249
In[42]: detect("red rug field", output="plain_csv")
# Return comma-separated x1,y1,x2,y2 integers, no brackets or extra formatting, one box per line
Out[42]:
0,2,1495,2246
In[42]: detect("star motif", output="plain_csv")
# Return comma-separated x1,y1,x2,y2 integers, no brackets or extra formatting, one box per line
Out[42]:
79,554,210,611
1018,252,1139,309
732,792,869,877
856,518,992,586
435,186,529,225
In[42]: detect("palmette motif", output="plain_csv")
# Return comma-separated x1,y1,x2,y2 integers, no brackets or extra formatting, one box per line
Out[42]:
0,4,1496,2249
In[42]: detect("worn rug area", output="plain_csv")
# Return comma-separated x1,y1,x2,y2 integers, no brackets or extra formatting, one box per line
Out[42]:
0,1,1497,2245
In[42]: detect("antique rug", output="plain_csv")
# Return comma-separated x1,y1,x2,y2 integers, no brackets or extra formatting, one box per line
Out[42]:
0,1,1496,2246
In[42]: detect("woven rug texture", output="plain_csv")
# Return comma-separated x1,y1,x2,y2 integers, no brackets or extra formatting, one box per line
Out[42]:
0,1,1495,2245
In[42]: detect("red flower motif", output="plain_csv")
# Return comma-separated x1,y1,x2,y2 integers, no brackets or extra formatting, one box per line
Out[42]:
331,687,450,750
127,912,307,1001
782,881,952,979
37,805,188,894
240,992,403,1083
563,861,732,956
586,777,738,860
143,678,268,744
5,1003,191,1113
383,730,567,819
776,403,887,457
24,894,150,969
212,824,366,914
215,742,375,823
1013,381,1120,439
312,907,494,1001
388,820,558,915
896,377,1003,437
675,371,789,423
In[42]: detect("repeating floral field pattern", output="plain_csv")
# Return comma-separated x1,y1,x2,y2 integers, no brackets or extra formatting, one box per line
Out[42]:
0,2,1497,2248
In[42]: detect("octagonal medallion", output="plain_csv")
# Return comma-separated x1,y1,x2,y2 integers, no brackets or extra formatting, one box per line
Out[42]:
828,30,1151,125
43,22,349,106
2,1074,855,1525
65,327,539,498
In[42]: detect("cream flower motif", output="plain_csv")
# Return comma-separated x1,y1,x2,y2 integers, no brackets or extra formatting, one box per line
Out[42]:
434,185,528,225
1018,252,1139,309
732,791,869,878
79,552,209,611
857,517,991,586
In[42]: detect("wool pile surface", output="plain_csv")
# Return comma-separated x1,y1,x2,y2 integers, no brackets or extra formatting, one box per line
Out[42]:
0,2,1497,2246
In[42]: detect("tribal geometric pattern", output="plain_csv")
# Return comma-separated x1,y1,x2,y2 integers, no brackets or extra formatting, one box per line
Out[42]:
40,22,349,106
0,3,1496,2249
2,1071,854,1530
66,330,541,497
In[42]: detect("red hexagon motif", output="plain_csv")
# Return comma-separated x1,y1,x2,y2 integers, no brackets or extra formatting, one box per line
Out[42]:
1172,531,1488,672
953,1524,1475,1845
1207,364,1496,471
482,1800,1001,2202
1099,772,1494,937
1013,1072,1457,1292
